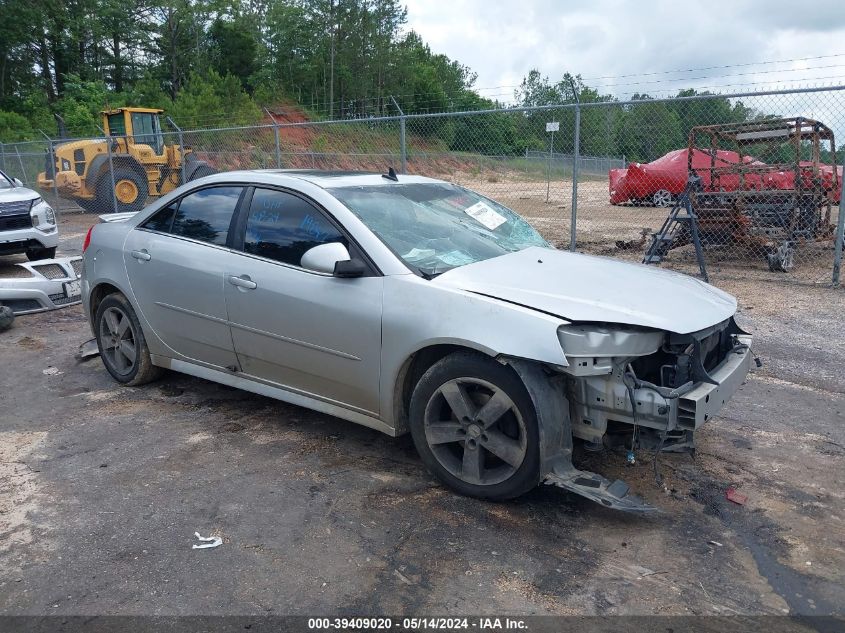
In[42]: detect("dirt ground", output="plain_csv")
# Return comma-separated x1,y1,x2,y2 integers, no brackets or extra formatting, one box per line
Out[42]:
0,204,844,619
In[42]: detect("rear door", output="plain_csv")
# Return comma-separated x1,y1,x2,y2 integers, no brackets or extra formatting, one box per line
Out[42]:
224,187,384,415
123,185,245,369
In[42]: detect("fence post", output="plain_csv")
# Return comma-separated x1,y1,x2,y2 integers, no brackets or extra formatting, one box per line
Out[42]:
0,142,5,173
106,137,118,214
832,151,845,287
38,130,61,210
569,102,581,252
167,117,187,185
390,97,407,174
265,108,282,168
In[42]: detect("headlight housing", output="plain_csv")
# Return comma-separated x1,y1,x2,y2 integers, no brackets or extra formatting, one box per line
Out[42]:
30,197,56,228
557,324,663,358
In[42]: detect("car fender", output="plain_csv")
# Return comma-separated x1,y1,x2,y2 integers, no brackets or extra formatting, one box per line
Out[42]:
380,274,569,432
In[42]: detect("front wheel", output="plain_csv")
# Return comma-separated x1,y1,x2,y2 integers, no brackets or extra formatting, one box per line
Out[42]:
409,352,541,500
94,293,163,386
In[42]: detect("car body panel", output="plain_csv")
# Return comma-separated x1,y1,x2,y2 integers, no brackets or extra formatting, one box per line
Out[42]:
0,178,59,254
434,246,736,335
0,257,82,314
224,253,384,415
123,228,240,369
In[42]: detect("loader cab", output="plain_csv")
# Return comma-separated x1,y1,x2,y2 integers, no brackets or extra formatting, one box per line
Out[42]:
103,108,165,155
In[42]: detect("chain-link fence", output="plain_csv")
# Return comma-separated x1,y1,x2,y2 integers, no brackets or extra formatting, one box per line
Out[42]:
2,85,843,286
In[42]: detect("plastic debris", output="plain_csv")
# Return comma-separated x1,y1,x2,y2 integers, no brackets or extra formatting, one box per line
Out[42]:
708,540,723,547
42,366,62,376
626,450,636,465
77,338,100,360
192,532,222,549
726,487,748,505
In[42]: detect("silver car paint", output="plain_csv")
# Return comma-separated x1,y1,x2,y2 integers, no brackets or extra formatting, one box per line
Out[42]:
435,246,737,335
83,170,747,438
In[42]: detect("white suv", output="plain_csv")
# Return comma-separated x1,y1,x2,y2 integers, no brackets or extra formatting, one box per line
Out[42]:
0,169,58,261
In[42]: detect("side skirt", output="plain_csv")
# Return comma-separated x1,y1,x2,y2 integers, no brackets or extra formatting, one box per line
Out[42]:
152,355,397,437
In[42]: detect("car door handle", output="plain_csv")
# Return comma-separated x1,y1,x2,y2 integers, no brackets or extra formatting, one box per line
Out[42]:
130,249,151,261
229,275,257,290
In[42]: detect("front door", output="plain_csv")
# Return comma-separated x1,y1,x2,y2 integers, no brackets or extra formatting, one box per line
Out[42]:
124,185,245,369
225,187,383,415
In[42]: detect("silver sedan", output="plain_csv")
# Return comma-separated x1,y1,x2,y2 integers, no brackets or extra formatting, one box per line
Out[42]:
81,170,753,511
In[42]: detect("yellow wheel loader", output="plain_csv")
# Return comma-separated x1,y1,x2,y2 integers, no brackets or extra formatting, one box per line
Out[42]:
37,108,215,213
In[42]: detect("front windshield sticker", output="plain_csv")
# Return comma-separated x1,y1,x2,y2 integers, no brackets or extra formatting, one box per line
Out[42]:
404,247,436,262
438,250,476,267
464,201,506,231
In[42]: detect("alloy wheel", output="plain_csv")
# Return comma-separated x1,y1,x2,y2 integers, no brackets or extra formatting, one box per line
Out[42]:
99,306,137,376
423,377,528,486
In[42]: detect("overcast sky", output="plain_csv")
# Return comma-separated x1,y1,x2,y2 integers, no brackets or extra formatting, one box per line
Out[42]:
403,0,845,102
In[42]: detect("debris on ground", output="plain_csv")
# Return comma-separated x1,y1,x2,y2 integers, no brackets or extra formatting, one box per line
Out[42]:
708,540,724,547
42,366,62,376
192,532,223,550
0,306,14,332
726,487,748,505
77,338,100,360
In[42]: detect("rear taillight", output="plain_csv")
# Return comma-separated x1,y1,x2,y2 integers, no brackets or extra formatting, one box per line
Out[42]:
82,225,94,253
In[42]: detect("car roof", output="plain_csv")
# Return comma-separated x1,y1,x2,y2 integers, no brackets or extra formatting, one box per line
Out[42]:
230,169,448,189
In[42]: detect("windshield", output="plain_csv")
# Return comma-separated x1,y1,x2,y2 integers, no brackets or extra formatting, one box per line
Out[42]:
329,182,549,276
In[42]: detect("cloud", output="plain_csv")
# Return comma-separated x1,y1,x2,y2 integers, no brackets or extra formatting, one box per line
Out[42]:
403,0,845,101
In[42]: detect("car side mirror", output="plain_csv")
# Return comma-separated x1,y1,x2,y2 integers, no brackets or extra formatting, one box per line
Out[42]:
300,242,364,277
333,258,366,278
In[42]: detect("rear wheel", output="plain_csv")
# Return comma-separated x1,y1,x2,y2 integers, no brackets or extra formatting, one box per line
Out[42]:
188,164,216,181
96,167,148,214
409,352,541,500
652,189,673,207
95,293,163,386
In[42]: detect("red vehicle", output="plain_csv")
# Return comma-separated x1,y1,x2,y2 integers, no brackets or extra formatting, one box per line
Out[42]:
609,148,764,206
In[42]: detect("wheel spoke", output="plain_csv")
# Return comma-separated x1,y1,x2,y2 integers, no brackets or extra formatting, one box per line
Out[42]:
116,314,131,337
481,429,525,468
425,422,465,445
104,310,119,335
112,347,126,372
475,390,512,429
439,381,475,421
461,443,484,483
119,340,136,364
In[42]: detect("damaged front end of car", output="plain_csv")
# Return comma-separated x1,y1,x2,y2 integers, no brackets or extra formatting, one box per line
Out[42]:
507,318,753,513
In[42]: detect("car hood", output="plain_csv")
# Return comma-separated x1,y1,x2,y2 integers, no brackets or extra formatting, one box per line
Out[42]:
0,187,39,204
433,247,737,334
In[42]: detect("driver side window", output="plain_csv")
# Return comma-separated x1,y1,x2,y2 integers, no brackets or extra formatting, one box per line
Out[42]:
242,188,348,267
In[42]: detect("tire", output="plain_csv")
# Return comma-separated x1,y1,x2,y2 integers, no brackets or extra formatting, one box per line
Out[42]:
409,351,541,500
652,189,673,207
94,293,163,386
0,305,14,332
188,164,216,182
26,246,57,261
96,166,148,214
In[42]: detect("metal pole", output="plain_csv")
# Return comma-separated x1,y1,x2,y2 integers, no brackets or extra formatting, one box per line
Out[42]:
570,103,581,251
546,130,554,203
399,117,407,174
38,130,60,209
831,150,845,286
167,116,187,185
0,142,5,173
106,137,118,213
265,107,282,168
391,97,407,174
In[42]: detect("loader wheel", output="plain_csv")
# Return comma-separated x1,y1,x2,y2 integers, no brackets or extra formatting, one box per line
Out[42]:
97,167,148,213
188,165,216,182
